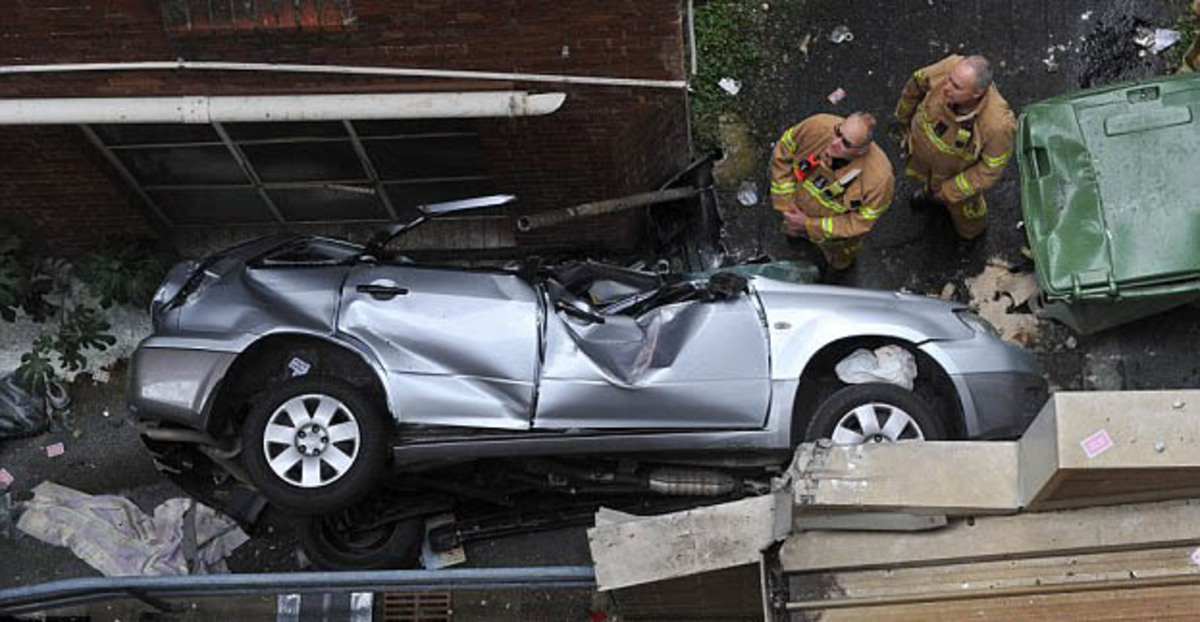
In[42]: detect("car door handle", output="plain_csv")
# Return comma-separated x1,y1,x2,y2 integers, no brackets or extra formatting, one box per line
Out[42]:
357,284,409,300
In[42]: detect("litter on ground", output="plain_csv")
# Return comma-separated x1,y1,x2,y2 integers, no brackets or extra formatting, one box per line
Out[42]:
16,481,248,576
965,257,1041,346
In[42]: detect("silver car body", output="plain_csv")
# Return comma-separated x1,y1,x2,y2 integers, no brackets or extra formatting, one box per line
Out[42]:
129,235,1045,463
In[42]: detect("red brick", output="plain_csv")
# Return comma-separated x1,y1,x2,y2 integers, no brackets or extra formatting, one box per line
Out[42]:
0,0,689,253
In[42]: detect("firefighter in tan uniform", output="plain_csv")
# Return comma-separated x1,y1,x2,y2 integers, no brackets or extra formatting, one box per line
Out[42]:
769,112,895,273
894,54,1016,239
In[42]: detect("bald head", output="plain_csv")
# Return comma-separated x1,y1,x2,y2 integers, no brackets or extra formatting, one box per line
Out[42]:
961,55,993,89
847,112,878,140
943,55,991,107
827,111,876,159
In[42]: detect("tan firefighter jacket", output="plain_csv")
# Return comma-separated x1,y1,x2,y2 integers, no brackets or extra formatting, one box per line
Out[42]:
768,114,895,243
895,55,1017,204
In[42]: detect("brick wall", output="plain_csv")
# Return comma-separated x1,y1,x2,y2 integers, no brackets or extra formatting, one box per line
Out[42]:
0,0,690,255
0,126,157,255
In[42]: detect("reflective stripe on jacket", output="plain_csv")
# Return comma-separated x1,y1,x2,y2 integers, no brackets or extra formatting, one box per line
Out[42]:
768,114,895,242
894,55,1016,204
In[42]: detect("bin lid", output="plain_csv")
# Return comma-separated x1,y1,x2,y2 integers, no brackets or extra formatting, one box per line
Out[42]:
1018,74,1200,301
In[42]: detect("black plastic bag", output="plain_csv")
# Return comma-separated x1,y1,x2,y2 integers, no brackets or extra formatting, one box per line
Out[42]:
0,372,48,439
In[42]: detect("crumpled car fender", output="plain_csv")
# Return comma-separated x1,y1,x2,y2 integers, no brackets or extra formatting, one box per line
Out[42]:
757,290,971,382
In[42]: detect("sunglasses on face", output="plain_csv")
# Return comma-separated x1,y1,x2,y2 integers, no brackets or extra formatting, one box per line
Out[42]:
834,124,868,150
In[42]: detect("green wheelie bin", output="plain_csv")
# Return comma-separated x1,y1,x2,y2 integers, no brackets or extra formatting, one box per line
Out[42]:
1017,72,1200,334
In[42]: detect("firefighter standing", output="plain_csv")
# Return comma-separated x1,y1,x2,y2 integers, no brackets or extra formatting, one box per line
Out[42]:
894,54,1016,240
768,112,895,275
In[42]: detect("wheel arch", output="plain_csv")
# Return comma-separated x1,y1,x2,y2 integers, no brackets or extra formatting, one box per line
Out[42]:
788,335,964,445
204,332,391,438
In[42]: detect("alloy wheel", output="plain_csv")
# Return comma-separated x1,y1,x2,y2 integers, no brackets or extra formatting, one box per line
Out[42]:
262,393,362,489
831,402,925,445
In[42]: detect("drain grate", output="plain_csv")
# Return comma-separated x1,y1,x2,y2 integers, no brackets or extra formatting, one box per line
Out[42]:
380,591,452,622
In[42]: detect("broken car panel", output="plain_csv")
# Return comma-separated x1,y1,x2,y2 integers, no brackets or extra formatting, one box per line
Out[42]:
129,227,1047,515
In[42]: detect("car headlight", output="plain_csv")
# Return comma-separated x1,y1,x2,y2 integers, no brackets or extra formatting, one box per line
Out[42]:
956,309,1000,337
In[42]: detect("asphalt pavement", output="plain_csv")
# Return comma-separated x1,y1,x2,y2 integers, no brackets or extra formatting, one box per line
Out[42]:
720,0,1199,393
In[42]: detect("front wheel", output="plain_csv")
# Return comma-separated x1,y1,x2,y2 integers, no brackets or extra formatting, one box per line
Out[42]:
804,383,945,444
241,376,387,515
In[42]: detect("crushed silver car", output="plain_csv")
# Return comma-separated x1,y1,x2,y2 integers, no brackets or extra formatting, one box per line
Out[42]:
128,200,1047,515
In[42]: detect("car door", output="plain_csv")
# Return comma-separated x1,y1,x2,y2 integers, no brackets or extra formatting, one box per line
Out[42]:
338,264,540,430
533,286,771,429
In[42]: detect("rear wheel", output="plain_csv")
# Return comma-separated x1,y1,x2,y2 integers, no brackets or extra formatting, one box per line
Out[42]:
805,383,945,444
299,511,423,570
242,376,387,515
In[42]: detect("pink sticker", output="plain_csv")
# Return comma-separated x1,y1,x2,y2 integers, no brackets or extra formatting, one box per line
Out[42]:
827,88,847,105
1080,430,1113,459
0,468,12,487
45,442,65,458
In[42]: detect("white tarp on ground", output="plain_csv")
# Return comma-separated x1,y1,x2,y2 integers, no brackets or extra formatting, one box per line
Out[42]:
16,481,248,576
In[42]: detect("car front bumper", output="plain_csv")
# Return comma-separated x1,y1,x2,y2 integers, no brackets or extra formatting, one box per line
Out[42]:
127,344,237,430
920,332,1049,439
958,371,1049,439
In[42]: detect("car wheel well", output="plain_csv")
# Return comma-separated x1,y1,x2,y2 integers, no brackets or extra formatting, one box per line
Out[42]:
206,335,388,439
789,337,963,446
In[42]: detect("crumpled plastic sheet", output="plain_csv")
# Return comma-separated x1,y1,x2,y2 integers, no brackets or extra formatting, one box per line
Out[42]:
834,345,918,391
0,373,48,439
16,481,249,576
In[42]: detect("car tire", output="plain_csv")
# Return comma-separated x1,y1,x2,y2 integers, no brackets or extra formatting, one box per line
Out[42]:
805,383,946,444
299,513,423,571
241,376,387,515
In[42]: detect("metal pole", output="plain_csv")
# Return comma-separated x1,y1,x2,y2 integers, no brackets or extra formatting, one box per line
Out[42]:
0,566,597,617
516,187,701,232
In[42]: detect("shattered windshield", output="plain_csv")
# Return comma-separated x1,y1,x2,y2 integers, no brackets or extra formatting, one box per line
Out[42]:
258,238,364,266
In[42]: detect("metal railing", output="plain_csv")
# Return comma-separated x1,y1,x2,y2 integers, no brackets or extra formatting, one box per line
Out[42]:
0,566,597,617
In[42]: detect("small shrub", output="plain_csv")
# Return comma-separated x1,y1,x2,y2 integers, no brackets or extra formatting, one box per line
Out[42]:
54,305,117,372
74,238,177,309
15,335,57,398
0,235,72,323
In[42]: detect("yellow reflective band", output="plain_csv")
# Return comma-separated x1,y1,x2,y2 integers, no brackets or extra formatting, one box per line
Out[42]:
919,115,975,162
770,182,795,195
914,68,926,86
822,216,835,235
954,172,975,197
983,152,1011,168
895,100,913,115
962,198,987,219
801,181,848,213
781,128,797,152
858,204,889,221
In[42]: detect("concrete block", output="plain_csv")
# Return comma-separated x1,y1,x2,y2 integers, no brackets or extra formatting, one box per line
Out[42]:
782,498,1200,573
1018,390,1200,510
588,492,792,591
788,441,1020,516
